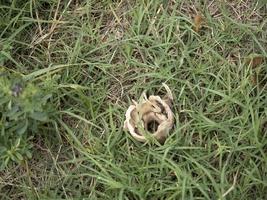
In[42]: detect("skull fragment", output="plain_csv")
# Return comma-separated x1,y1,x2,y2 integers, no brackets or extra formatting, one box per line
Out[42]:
124,84,174,144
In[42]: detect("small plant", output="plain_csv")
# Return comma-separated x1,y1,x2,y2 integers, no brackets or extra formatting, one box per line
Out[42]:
0,68,55,169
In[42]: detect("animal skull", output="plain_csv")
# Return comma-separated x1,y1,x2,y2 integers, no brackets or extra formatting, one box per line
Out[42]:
124,84,174,144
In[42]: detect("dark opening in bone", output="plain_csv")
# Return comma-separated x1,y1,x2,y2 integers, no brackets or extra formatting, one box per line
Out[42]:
147,120,159,133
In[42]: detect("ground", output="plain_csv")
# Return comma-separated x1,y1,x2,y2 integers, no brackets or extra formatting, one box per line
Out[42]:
0,0,267,199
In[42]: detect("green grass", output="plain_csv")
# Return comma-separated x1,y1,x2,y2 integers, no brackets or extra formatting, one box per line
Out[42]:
1,0,267,199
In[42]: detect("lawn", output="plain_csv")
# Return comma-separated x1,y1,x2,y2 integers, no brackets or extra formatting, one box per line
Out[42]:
0,0,267,199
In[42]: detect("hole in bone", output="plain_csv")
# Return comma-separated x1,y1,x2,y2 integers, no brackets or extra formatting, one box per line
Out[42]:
134,127,141,135
156,100,164,111
154,99,167,116
147,120,159,133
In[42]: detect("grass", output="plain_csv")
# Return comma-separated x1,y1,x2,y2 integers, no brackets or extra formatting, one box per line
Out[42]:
0,0,267,199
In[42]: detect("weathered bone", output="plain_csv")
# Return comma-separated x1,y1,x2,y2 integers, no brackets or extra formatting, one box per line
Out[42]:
124,84,174,144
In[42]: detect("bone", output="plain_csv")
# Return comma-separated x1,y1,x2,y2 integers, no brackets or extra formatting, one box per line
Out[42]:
124,83,175,144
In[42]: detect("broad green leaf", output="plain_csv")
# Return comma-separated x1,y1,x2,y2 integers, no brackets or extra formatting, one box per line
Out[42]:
30,111,48,122
16,120,28,135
